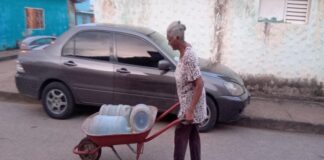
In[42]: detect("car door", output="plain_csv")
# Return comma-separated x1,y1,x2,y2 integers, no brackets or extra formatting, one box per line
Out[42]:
60,30,115,105
113,32,178,110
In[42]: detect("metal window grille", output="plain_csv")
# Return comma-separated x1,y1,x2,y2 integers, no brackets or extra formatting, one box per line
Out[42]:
25,8,44,29
284,0,311,24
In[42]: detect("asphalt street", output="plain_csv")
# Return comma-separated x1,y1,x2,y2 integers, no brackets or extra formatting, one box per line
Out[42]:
0,60,17,93
1,100,324,160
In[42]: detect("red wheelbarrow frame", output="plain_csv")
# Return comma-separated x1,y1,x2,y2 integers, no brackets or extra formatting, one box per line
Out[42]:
73,102,181,160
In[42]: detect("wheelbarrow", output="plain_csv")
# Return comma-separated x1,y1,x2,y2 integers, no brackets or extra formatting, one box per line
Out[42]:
73,102,181,160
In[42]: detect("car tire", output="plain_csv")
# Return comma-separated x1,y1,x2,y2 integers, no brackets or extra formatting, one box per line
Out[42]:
198,96,218,132
41,82,75,119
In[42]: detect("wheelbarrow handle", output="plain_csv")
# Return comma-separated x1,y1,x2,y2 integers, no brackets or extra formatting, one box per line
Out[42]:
156,102,180,122
144,118,182,142
73,145,101,155
144,102,181,142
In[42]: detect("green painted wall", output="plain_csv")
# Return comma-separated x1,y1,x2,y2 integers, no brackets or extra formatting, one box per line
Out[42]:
0,0,70,50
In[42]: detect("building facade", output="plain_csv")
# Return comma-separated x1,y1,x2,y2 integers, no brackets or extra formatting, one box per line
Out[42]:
94,0,324,98
75,0,94,25
0,0,83,51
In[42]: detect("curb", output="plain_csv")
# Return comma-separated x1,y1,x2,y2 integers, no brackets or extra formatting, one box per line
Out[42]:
251,96,324,108
0,90,323,135
0,91,39,104
232,116,324,135
0,55,18,62
252,93,324,103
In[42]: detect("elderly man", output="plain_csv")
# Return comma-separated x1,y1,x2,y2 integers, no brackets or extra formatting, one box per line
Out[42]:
166,21,207,160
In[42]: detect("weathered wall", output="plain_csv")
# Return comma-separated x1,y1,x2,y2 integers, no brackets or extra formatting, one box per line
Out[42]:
0,0,70,50
94,0,215,59
221,0,324,97
94,0,324,98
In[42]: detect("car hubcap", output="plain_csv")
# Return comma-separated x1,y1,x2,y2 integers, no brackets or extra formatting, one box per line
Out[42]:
199,105,211,128
46,89,68,115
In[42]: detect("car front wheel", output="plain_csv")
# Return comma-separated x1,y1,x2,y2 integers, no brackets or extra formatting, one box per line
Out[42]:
41,82,75,119
198,96,218,132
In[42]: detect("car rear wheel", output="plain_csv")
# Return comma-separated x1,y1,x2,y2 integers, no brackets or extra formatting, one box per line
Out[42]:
41,82,75,119
198,96,218,132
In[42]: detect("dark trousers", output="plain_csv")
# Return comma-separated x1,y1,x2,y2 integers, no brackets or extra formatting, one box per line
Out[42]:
174,123,201,160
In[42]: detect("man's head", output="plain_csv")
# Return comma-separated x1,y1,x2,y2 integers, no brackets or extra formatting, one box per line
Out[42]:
167,21,186,50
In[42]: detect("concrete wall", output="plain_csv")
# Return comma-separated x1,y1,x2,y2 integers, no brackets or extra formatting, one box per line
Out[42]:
0,0,70,50
221,0,324,97
93,0,215,60
93,0,324,98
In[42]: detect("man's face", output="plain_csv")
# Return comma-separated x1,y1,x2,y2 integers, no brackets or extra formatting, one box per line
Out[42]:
167,35,177,50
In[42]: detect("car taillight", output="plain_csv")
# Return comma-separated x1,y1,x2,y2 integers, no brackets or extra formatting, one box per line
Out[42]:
16,60,25,73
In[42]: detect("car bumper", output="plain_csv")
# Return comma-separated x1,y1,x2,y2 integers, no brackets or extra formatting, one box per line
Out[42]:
15,73,39,99
217,90,250,122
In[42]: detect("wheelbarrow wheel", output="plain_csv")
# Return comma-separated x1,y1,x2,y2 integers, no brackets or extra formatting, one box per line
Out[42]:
78,138,101,160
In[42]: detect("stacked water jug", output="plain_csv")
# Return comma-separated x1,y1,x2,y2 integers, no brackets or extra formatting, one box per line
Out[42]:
88,104,154,135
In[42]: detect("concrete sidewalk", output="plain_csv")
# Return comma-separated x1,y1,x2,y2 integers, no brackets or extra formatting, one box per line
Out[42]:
237,97,324,134
0,50,19,62
1,50,324,135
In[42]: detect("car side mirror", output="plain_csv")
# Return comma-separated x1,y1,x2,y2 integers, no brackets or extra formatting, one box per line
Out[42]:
158,60,171,71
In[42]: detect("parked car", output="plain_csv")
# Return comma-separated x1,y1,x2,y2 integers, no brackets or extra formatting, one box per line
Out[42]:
19,36,56,51
15,24,250,132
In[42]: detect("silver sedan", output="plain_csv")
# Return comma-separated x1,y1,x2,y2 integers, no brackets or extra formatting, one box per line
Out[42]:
15,24,250,132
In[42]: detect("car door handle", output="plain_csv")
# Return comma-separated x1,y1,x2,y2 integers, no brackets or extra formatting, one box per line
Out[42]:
63,61,77,67
116,68,130,74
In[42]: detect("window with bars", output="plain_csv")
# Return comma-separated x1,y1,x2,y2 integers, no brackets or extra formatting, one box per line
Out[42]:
284,0,311,24
258,0,311,24
25,8,44,29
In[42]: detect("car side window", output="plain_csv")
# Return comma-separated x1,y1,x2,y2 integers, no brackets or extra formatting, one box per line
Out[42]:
116,33,164,68
30,38,53,46
62,31,113,62
62,38,75,56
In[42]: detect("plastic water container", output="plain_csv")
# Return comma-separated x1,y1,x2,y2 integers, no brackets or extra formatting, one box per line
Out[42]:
99,104,132,122
88,115,131,135
130,104,154,133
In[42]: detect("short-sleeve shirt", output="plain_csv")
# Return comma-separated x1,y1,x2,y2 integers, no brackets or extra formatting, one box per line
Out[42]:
174,46,207,124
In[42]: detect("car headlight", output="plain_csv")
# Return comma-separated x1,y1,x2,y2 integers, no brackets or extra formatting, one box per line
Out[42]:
224,81,244,96
16,61,25,73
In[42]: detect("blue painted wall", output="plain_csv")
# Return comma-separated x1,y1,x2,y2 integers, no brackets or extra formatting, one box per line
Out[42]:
76,13,93,25
0,0,70,50
75,0,92,12
75,0,93,25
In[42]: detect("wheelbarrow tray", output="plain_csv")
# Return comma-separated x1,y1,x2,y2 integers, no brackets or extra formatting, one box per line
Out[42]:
81,105,158,147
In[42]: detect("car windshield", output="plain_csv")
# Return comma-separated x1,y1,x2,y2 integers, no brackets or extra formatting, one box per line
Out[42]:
148,32,179,63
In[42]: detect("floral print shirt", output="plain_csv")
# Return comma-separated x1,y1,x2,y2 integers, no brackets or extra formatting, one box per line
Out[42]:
174,46,207,124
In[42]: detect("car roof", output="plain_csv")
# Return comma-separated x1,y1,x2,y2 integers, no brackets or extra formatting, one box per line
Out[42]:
45,23,161,57
75,23,156,36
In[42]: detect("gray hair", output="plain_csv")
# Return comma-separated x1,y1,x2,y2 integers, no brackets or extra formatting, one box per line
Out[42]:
167,21,186,41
